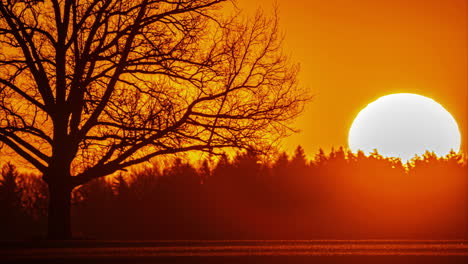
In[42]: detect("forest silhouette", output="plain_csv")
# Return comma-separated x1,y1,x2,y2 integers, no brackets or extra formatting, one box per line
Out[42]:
1,146,466,240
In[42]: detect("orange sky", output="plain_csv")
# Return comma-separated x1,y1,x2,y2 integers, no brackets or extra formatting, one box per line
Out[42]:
232,0,467,156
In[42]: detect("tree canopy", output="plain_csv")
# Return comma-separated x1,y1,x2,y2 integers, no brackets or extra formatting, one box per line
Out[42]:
0,0,306,183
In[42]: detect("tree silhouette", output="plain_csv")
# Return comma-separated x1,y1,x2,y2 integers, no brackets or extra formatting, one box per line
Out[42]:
0,0,306,238
0,163,23,237
0,163,22,209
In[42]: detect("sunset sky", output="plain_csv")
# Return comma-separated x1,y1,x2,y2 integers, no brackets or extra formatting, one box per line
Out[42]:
231,0,467,156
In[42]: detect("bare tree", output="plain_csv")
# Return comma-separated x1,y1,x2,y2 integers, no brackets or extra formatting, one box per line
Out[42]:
0,0,306,239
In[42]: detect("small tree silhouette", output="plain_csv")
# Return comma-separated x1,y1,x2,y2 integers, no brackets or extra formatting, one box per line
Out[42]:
0,0,307,238
0,163,27,237
0,163,22,209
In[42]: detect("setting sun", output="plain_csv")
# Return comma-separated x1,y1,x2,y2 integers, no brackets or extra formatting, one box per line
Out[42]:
348,93,461,162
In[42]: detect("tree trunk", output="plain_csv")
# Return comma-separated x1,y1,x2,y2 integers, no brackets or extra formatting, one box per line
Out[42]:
47,180,72,240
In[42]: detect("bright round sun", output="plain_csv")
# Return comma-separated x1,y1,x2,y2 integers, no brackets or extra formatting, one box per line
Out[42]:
348,93,461,162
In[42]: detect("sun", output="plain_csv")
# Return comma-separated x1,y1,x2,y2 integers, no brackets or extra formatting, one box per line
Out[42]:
348,93,461,162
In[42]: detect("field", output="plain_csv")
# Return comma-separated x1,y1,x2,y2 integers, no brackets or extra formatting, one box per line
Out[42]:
2,240,468,264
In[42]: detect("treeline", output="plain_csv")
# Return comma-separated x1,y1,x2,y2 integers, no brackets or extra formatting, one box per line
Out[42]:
1,147,467,240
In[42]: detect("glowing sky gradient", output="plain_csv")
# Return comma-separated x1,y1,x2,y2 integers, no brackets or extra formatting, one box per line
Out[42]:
231,0,467,156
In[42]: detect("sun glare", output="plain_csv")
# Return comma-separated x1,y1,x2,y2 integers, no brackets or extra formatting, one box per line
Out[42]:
348,93,461,162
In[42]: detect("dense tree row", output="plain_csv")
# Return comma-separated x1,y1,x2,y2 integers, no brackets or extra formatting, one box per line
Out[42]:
1,147,467,239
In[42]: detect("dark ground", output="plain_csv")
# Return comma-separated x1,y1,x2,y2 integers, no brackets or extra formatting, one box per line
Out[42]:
1,240,468,264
